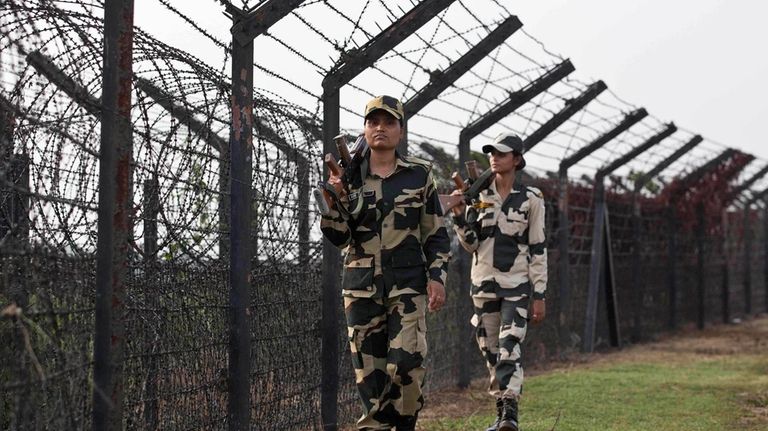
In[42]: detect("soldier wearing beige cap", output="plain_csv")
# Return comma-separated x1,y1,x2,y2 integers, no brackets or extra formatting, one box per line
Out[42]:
450,133,547,431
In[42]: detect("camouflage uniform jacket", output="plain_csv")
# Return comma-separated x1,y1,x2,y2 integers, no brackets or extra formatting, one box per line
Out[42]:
453,180,547,300
321,153,451,299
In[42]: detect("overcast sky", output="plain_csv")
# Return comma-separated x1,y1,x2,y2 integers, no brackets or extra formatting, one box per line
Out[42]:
510,0,768,161
135,0,768,163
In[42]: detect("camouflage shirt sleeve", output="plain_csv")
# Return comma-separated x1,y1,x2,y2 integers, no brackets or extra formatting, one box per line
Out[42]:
528,190,548,300
452,206,480,253
420,168,451,285
320,193,353,249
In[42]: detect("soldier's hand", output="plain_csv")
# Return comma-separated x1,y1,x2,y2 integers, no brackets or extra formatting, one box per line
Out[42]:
323,174,345,208
450,189,465,216
327,173,344,196
531,299,546,324
426,280,445,312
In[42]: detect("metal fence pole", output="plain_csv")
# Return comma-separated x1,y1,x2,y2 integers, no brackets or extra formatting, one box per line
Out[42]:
320,88,341,429
558,108,647,341
456,137,472,388
743,204,753,316
721,210,730,324
228,13,254,429
583,181,605,353
696,203,705,329
667,207,677,330
92,0,134,429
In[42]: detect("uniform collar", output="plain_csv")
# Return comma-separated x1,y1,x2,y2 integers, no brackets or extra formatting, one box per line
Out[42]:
364,149,411,178
486,177,520,202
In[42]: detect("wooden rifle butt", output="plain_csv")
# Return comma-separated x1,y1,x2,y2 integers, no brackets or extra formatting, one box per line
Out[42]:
333,134,352,166
451,172,466,190
325,153,343,177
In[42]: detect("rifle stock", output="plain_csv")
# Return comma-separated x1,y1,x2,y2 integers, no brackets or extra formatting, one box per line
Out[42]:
452,172,466,191
438,167,494,216
334,134,352,166
325,154,343,177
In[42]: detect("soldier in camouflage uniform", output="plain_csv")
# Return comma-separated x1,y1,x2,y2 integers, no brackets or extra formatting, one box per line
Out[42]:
321,95,451,430
450,134,547,431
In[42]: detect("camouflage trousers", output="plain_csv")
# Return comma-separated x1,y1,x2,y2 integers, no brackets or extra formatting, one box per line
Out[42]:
471,295,529,400
344,293,428,430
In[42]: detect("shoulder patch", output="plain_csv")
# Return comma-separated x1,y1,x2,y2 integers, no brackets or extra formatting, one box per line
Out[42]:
526,186,543,199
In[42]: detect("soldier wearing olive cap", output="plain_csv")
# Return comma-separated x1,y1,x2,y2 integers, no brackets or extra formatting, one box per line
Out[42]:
321,95,451,430
450,133,547,431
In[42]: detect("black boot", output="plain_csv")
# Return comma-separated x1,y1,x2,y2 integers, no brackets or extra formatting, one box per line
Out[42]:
498,398,519,431
395,415,417,431
485,398,504,431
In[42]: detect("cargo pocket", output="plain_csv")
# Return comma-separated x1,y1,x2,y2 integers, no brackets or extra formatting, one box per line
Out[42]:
391,248,427,293
396,309,427,364
341,264,376,298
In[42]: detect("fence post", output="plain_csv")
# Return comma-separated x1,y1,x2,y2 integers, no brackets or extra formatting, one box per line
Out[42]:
630,191,642,341
583,181,606,353
228,11,254,431
667,207,677,329
92,0,134,429
696,203,705,329
743,204,753,316
456,136,472,388
559,108,647,342
584,124,676,352
320,88,341,428
721,209,730,324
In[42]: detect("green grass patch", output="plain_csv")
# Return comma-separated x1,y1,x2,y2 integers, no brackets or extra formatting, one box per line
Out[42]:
422,355,768,431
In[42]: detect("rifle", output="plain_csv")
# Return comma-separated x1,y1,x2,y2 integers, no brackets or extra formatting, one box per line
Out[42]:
313,134,368,216
438,160,494,214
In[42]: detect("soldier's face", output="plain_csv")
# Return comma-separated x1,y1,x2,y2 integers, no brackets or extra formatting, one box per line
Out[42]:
364,111,403,151
489,150,522,174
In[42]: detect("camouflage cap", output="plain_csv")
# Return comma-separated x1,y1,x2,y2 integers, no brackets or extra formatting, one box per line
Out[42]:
364,95,404,123
482,133,526,170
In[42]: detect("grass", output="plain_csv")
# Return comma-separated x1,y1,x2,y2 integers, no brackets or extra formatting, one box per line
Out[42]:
420,354,768,431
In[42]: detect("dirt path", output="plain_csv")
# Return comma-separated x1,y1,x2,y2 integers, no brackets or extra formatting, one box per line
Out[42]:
418,316,768,426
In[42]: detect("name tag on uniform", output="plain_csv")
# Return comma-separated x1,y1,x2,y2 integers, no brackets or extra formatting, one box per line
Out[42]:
363,190,375,197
